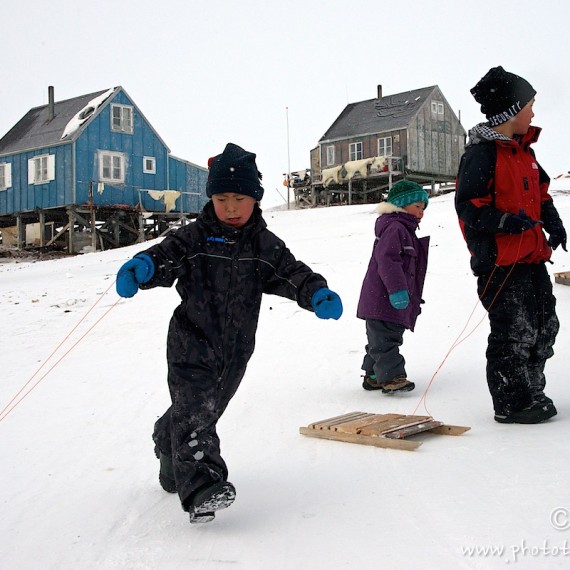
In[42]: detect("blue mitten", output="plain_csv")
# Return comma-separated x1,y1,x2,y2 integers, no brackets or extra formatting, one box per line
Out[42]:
311,288,343,320
116,254,155,298
389,289,410,310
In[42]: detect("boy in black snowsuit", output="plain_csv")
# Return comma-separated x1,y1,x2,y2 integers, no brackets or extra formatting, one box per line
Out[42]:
116,143,343,523
456,67,567,424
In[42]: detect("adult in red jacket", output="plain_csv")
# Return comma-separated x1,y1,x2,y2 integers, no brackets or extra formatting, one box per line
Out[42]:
456,66,567,424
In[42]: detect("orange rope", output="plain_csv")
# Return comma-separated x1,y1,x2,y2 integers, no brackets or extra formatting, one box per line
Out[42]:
412,232,525,417
0,281,120,424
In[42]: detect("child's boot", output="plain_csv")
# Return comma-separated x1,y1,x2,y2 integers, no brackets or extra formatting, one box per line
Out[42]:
494,400,557,424
154,445,177,493
363,373,415,393
379,375,415,394
362,372,382,391
184,481,236,524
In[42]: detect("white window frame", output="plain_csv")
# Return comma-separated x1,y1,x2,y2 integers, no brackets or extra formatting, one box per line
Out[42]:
326,145,335,166
377,136,392,157
99,150,126,183
28,154,55,185
111,104,134,134
143,156,156,174
432,101,444,117
0,163,12,190
349,142,363,161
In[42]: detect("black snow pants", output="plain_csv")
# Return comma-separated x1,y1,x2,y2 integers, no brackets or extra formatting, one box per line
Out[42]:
477,262,559,416
152,329,249,508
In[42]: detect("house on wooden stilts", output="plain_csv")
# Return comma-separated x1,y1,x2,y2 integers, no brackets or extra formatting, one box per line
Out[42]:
0,86,208,253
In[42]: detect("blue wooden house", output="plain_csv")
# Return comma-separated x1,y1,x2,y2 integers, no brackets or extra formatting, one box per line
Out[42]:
0,86,209,251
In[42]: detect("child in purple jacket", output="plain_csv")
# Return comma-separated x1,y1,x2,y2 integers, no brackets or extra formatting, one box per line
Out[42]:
357,180,430,393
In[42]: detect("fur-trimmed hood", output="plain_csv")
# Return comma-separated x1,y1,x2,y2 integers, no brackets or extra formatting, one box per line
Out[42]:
376,201,407,215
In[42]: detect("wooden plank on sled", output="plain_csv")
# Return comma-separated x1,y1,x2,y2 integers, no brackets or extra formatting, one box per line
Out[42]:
554,271,570,286
300,412,470,451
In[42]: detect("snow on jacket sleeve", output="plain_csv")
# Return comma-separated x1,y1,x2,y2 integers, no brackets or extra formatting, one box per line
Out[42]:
258,229,328,311
137,226,199,289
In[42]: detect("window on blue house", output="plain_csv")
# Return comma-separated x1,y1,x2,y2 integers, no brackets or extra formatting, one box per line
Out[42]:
28,154,55,184
0,163,12,190
143,156,156,174
111,104,133,134
99,150,126,183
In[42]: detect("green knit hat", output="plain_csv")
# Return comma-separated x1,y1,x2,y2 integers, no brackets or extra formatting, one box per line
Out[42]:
387,180,429,209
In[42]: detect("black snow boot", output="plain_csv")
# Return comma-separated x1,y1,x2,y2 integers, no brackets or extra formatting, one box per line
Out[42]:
494,400,557,424
154,445,177,493
184,481,236,524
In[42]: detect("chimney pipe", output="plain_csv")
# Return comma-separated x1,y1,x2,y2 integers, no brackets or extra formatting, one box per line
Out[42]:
377,84,383,99
48,86,55,121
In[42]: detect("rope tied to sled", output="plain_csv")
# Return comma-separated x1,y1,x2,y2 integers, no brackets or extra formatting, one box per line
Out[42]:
0,280,120,424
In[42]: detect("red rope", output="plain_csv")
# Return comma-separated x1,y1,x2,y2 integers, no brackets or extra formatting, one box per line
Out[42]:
0,281,119,424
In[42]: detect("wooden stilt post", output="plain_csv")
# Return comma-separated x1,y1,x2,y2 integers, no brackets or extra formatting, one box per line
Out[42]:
89,182,97,251
67,208,75,254
16,214,25,249
138,211,145,243
38,210,46,248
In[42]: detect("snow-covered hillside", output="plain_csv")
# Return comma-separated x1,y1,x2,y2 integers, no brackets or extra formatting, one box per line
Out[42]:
1,191,569,569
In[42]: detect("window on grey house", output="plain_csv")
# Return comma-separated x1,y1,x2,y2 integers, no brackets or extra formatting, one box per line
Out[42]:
349,142,363,161
378,137,392,157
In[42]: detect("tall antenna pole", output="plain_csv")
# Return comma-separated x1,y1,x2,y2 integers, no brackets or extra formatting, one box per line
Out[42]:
286,106,291,210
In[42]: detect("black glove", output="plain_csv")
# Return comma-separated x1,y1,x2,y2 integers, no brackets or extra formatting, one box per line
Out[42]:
499,213,538,234
547,223,568,251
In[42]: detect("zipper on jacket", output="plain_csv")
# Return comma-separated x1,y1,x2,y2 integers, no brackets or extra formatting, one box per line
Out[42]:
523,177,529,191
218,244,240,384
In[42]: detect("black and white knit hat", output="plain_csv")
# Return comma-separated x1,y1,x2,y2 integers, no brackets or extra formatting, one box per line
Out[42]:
470,66,536,127
206,143,264,201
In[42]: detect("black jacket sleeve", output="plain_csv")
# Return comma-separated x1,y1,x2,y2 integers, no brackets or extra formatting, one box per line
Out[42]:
455,143,506,233
541,198,565,235
259,229,327,311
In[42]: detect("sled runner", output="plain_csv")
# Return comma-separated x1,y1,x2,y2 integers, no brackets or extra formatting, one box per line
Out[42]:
300,412,470,451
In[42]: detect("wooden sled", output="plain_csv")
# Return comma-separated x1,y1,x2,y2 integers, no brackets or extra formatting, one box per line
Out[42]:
299,412,470,451
554,271,570,286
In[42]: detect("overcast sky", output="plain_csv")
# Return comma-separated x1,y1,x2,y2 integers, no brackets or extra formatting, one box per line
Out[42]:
2,0,569,207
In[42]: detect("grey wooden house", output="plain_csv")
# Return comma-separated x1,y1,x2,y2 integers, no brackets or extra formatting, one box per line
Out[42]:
297,84,466,206
0,86,209,252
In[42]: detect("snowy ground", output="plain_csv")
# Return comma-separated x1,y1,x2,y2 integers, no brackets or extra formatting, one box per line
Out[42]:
1,190,570,569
